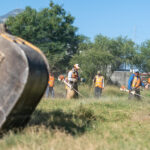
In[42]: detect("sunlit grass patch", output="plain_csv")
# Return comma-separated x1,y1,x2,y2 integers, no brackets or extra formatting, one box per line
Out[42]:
0,86,150,150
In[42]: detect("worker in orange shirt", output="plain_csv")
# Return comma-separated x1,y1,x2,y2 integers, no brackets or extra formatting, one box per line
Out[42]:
46,72,55,98
147,77,150,88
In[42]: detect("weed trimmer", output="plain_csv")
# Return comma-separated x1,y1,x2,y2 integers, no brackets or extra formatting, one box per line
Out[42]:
120,86,146,98
58,75,85,98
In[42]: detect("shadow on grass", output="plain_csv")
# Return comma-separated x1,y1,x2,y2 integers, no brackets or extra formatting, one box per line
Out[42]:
28,107,96,136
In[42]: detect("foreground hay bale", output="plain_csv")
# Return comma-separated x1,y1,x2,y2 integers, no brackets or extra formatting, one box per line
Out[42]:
0,24,49,131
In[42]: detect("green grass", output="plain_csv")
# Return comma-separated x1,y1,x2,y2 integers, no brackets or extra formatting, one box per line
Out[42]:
0,86,150,150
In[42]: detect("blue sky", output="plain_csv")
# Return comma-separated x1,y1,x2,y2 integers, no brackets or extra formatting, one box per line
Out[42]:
0,0,150,44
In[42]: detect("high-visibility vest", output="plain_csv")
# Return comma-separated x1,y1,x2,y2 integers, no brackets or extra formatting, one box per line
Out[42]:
131,76,141,88
71,70,78,79
48,75,54,87
148,78,150,84
95,75,104,88
69,69,78,79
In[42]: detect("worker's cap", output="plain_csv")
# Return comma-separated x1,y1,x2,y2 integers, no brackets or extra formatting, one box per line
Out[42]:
135,71,139,74
74,64,80,69
97,71,101,74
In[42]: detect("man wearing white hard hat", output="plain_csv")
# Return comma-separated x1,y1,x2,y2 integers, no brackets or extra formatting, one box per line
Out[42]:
67,64,80,99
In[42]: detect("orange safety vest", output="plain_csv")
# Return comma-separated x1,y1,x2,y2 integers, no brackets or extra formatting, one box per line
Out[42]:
148,78,150,84
70,70,78,79
48,75,55,87
131,76,141,88
95,75,104,88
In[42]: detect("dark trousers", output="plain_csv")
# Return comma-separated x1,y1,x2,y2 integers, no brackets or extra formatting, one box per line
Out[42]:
46,86,54,98
95,87,102,98
128,89,141,100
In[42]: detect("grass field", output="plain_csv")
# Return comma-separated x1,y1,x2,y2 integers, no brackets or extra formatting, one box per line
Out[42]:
0,86,150,150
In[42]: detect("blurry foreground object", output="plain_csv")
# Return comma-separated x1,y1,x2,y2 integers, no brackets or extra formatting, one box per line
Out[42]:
0,24,49,131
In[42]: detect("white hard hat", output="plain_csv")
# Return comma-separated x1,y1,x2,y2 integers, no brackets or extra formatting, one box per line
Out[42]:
97,71,101,75
74,64,80,69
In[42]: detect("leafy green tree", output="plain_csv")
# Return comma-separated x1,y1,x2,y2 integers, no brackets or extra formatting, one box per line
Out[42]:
137,40,150,72
70,47,114,83
70,35,137,83
6,1,81,73
92,35,136,72
108,36,136,71
75,35,92,54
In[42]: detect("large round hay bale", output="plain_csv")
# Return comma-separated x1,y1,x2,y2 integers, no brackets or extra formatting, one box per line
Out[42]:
0,25,49,130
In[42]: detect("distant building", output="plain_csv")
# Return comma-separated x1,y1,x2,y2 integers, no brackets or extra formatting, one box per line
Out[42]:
118,62,138,72
110,63,139,87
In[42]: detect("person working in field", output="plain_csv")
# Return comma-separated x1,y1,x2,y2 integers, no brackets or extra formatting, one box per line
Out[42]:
66,64,80,99
46,72,55,98
128,71,148,100
147,77,150,88
93,71,104,98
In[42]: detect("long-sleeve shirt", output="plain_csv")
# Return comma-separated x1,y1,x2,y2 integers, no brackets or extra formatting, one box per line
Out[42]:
68,69,79,82
68,70,73,81
128,74,144,90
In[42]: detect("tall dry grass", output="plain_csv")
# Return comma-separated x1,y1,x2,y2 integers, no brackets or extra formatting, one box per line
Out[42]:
0,85,150,150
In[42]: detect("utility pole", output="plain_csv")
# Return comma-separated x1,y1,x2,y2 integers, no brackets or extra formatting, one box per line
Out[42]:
133,26,137,43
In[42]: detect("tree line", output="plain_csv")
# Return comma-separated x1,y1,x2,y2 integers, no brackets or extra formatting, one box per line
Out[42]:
5,1,150,82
